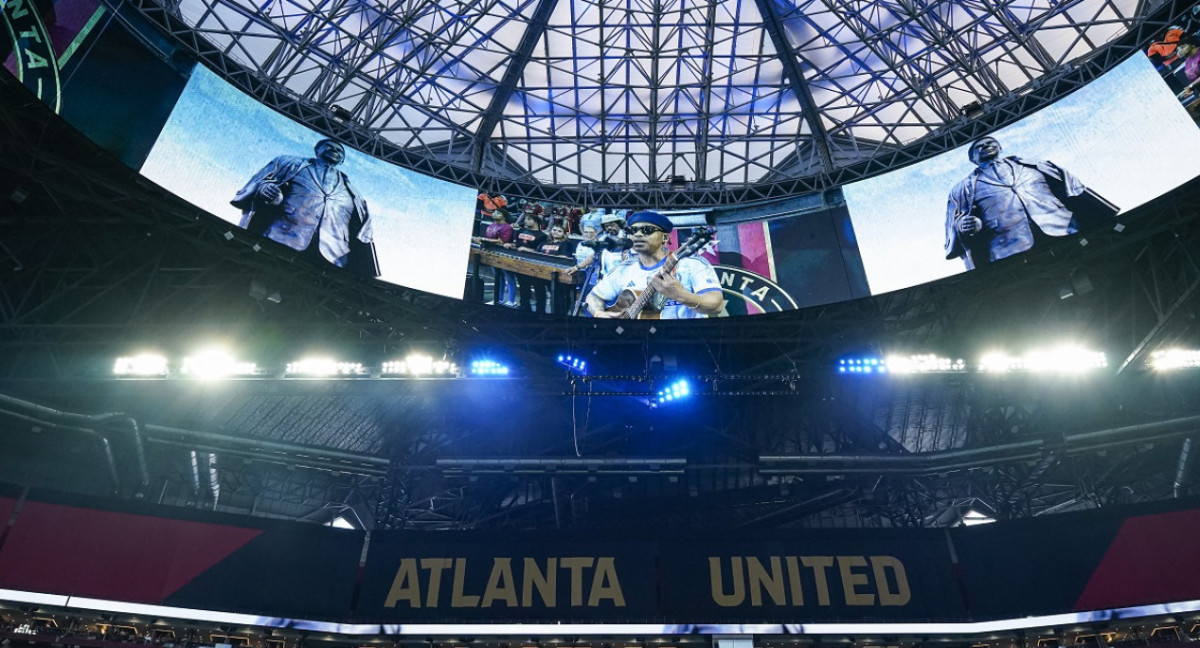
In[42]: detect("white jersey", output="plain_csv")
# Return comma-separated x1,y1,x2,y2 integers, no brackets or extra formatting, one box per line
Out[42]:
591,255,722,319
600,244,634,277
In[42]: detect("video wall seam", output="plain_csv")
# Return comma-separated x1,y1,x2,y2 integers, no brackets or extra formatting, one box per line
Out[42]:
5,0,1200,316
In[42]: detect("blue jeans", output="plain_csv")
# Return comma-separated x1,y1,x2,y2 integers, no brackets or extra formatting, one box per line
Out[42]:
494,268,518,304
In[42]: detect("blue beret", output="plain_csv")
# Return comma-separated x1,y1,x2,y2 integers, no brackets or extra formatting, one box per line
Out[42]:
626,210,673,233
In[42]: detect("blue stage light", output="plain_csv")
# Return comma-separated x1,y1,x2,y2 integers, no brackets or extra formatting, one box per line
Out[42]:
557,353,588,374
470,359,509,376
655,379,692,405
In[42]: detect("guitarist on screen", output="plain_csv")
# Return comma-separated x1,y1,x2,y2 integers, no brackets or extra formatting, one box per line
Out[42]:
585,211,725,319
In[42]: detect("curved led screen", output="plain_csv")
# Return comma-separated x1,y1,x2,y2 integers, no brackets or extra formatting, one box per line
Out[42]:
844,53,1200,296
4,5,1200,315
139,67,478,298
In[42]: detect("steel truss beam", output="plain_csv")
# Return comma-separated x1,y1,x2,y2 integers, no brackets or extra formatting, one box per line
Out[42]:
106,0,1188,207
752,0,835,172
470,0,560,173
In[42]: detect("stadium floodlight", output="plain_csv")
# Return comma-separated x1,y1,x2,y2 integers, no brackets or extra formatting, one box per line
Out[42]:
979,346,1107,374
960,509,996,526
382,354,458,377
1022,345,1107,373
469,359,510,376
837,357,885,375
883,354,966,374
1149,349,1200,371
655,379,691,405
978,351,1021,373
113,354,168,377
285,358,365,377
181,348,257,379
557,354,587,373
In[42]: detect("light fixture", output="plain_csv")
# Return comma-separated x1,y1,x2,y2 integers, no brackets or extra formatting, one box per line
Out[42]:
655,379,691,405
978,351,1021,373
884,354,966,374
1149,349,1200,371
1022,346,1107,373
469,359,510,376
960,509,996,526
285,358,365,377
979,346,1107,374
181,348,257,379
557,354,587,373
382,354,458,377
113,354,168,377
836,356,884,375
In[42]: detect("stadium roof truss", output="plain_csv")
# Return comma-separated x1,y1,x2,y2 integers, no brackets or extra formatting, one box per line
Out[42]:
120,0,1163,205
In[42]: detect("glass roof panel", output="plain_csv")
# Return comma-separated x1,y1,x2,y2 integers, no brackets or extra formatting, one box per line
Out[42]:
167,0,1141,186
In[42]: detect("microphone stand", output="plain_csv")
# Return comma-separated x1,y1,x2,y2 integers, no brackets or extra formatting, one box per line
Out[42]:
570,254,603,317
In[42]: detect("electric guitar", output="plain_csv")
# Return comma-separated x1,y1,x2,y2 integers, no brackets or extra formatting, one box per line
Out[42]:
606,228,716,319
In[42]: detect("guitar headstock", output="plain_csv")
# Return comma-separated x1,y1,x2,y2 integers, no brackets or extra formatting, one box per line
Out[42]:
676,227,716,260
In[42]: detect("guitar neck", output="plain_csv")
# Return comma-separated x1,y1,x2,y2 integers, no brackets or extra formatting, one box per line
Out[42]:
621,253,680,319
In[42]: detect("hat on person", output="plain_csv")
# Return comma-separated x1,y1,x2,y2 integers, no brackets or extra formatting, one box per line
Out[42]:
600,212,626,225
626,210,673,233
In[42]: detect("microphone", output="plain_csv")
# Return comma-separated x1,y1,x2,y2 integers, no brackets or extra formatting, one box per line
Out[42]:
580,236,633,251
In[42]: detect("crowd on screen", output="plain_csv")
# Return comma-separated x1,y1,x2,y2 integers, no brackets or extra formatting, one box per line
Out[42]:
1146,3,1200,110
473,193,636,315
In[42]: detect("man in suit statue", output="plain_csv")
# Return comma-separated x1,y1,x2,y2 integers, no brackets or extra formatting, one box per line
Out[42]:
945,136,1118,270
232,139,379,277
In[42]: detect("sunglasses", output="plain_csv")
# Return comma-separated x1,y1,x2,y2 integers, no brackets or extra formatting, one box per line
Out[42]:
627,225,663,236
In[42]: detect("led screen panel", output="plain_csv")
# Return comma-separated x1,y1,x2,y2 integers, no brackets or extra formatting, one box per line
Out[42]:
140,67,479,300
466,194,869,318
7,0,1200,315
842,55,1200,296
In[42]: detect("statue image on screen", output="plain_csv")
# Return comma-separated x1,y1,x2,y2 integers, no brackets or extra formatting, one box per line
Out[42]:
944,136,1120,270
232,138,380,277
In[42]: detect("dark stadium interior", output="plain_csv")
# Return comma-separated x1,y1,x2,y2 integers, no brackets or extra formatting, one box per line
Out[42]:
6,0,1200,642
3,70,1200,530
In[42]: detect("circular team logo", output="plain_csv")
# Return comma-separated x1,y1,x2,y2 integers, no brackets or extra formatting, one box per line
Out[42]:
714,265,798,315
3,0,62,111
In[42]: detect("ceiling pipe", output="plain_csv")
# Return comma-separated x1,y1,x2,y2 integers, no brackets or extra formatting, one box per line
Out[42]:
208,452,220,511
436,457,687,475
148,438,388,478
189,450,203,504
144,423,390,470
761,414,1200,475
0,392,150,495
1174,437,1194,498
0,406,120,496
